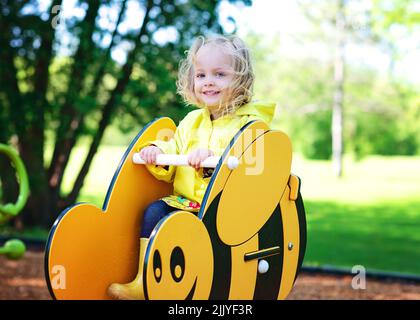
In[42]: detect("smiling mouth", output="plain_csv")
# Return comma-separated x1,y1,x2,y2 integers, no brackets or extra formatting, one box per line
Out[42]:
203,91,220,96
185,278,197,300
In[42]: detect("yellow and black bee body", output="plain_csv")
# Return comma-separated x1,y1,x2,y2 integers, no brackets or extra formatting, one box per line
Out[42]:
144,120,307,300
198,155,306,300
202,193,287,300
45,117,306,300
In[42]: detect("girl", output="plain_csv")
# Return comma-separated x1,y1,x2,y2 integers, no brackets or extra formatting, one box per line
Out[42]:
108,34,276,300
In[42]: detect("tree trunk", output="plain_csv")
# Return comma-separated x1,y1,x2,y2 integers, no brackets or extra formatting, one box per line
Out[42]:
47,0,101,211
57,0,129,208
19,135,51,228
332,0,346,177
62,0,154,207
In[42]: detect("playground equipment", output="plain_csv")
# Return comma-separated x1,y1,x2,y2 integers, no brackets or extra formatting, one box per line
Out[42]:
45,118,306,300
0,144,28,260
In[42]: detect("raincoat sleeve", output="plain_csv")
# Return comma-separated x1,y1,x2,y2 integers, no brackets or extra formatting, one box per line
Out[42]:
136,118,189,183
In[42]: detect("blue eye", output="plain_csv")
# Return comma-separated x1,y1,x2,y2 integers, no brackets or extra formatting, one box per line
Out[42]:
216,72,225,77
196,73,204,78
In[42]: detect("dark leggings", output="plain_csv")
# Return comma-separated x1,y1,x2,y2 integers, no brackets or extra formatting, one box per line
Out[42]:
140,200,180,238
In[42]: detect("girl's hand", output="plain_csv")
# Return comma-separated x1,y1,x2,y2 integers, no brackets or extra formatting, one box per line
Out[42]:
187,148,214,170
140,145,163,165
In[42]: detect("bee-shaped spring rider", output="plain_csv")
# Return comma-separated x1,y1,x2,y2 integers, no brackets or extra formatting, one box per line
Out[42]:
45,118,306,300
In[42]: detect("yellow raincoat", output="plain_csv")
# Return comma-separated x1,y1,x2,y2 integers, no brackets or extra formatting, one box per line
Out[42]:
139,101,276,212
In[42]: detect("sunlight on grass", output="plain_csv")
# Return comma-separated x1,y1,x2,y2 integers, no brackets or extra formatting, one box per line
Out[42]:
292,154,420,203
304,199,420,275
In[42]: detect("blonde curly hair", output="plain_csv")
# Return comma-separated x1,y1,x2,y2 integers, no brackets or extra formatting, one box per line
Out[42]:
177,34,255,116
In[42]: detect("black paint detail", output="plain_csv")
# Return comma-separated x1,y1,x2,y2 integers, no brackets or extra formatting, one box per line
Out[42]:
253,204,283,300
153,250,162,283
202,192,232,300
185,278,197,300
244,246,282,261
294,187,307,283
170,246,185,282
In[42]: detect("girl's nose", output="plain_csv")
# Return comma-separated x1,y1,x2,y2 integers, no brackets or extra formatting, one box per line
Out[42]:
204,78,215,87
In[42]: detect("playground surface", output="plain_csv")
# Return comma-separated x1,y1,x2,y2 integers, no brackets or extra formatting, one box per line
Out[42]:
1,250,420,300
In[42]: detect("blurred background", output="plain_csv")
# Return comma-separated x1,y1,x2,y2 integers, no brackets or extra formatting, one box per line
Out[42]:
1,0,419,278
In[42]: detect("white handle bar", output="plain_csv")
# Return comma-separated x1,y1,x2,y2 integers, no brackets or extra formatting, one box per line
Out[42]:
132,153,239,170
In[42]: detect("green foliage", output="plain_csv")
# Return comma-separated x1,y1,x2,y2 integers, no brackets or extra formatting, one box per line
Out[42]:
0,0,252,227
297,110,332,160
352,110,418,158
246,19,420,160
371,0,420,30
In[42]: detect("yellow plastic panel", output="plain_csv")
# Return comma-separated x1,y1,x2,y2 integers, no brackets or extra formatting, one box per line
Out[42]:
46,117,175,299
288,175,300,201
200,121,269,217
144,211,213,300
216,131,292,246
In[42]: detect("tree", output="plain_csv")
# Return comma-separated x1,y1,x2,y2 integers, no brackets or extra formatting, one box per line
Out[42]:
245,1,419,161
331,0,346,177
0,0,251,228
296,0,357,177
295,0,420,174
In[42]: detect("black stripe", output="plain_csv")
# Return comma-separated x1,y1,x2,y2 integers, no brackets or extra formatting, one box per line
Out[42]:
253,204,283,300
294,180,307,283
202,192,231,300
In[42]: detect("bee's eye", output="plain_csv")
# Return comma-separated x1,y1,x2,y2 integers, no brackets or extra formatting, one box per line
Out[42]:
170,247,185,282
153,250,162,283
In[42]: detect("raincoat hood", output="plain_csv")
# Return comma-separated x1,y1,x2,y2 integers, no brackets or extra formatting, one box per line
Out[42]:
235,100,276,126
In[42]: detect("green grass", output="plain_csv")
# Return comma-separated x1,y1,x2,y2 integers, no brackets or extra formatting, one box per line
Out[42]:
3,143,420,275
292,154,420,203
292,155,420,275
304,199,420,275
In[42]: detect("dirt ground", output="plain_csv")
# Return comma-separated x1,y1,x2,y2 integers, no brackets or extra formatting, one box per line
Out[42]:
1,250,420,300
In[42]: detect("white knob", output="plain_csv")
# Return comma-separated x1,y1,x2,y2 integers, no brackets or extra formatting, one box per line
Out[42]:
258,260,269,274
227,156,239,170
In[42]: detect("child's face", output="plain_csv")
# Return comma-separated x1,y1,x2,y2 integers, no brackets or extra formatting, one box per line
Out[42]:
193,44,234,112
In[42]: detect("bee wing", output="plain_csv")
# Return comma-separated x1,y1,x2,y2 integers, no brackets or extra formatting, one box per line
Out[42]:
200,121,292,247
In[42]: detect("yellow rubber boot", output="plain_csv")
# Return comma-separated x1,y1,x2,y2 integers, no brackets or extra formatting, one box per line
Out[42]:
108,237,149,300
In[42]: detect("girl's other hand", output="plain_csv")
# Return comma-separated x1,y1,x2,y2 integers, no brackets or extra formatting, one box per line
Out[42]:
140,145,163,165
187,148,214,170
